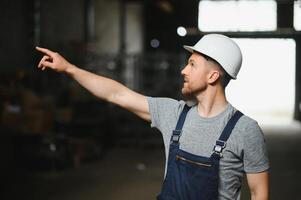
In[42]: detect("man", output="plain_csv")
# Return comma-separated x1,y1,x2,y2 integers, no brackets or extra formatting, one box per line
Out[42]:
36,34,269,200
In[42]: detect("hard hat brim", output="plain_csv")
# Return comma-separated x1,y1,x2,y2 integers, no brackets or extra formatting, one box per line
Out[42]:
183,45,195,54
183,45,213,61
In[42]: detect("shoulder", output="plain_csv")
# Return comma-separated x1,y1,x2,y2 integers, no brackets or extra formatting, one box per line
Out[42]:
229,109,265,143
147,97,186,115
147,97,187,128
147,96,182,105
232,112,266,149
236,114,262,136
227,105,260,133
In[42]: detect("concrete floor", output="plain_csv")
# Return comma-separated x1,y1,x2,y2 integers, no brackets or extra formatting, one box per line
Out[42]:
2,123,301,200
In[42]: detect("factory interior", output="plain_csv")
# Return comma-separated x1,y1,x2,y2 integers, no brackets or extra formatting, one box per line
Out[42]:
1,0,301,199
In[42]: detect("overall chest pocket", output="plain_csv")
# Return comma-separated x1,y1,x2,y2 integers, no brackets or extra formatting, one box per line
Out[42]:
175,152,217,179
176,155,212,168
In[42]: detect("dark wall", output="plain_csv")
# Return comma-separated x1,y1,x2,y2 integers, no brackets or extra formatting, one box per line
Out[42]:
143,0,198,52
39,0,86,65
0,0,35,72
0,0,86,71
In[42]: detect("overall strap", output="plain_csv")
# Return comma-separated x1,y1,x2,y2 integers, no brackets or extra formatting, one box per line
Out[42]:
212,110,243,159
171,105,191,143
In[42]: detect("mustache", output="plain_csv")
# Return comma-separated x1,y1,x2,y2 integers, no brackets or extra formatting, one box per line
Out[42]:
182,76,188,82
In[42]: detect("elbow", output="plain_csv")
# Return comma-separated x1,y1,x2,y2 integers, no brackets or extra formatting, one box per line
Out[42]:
107,92,124,106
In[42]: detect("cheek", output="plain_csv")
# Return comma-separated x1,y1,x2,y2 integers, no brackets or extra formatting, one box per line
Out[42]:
191,71,202,83
191,72,207,88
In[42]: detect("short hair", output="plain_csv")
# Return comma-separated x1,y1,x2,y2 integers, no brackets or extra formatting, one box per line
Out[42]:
219,67,232,88
199,52,232,89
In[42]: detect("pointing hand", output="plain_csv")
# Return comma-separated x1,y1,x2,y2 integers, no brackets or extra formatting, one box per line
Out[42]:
36,47,73,72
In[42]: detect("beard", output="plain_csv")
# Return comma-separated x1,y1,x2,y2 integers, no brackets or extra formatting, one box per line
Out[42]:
181,81,207,98
181,86,197,104
181,85,192,97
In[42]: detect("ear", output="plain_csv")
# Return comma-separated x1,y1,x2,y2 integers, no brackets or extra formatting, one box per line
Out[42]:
207,70,220,84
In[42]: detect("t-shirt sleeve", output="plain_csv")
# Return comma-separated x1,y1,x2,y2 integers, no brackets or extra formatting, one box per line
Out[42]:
147,97,184,133
243,121,270,173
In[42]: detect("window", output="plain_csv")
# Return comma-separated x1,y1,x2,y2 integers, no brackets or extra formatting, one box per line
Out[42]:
226,38,296,125
294,1,301,30
198,0,277,32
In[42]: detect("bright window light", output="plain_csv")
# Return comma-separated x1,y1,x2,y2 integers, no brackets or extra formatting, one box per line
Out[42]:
294,1,301,30
226,38,296,125
198,0,277,32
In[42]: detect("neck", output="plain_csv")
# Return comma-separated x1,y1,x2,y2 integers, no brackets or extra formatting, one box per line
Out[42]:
195,86,228,118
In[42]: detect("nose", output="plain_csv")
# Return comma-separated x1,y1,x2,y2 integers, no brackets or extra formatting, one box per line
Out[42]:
181,64,189,76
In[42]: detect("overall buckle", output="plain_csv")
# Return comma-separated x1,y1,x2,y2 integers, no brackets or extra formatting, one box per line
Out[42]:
171,130,182,143
213,140,227,158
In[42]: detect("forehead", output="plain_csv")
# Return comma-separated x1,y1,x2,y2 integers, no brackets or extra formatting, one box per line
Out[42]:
188,52,207,62
188,52,221,71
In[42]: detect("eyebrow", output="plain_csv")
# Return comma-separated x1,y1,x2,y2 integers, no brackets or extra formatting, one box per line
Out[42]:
188,59,195,64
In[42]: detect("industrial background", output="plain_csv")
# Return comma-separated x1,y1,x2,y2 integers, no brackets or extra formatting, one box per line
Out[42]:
1,0,301,199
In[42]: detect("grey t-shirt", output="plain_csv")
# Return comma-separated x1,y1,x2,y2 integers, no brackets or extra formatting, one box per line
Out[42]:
147,97,269,200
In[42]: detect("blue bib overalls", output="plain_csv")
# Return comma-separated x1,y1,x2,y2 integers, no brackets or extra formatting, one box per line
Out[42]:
157,105,243,200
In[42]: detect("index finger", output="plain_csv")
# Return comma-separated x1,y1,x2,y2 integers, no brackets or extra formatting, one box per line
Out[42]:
36,46,56,57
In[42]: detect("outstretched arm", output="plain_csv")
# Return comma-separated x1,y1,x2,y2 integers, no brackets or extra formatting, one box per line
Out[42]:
36,47,151,121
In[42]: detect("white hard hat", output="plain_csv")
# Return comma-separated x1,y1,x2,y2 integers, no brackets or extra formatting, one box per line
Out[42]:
183,34,242,79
